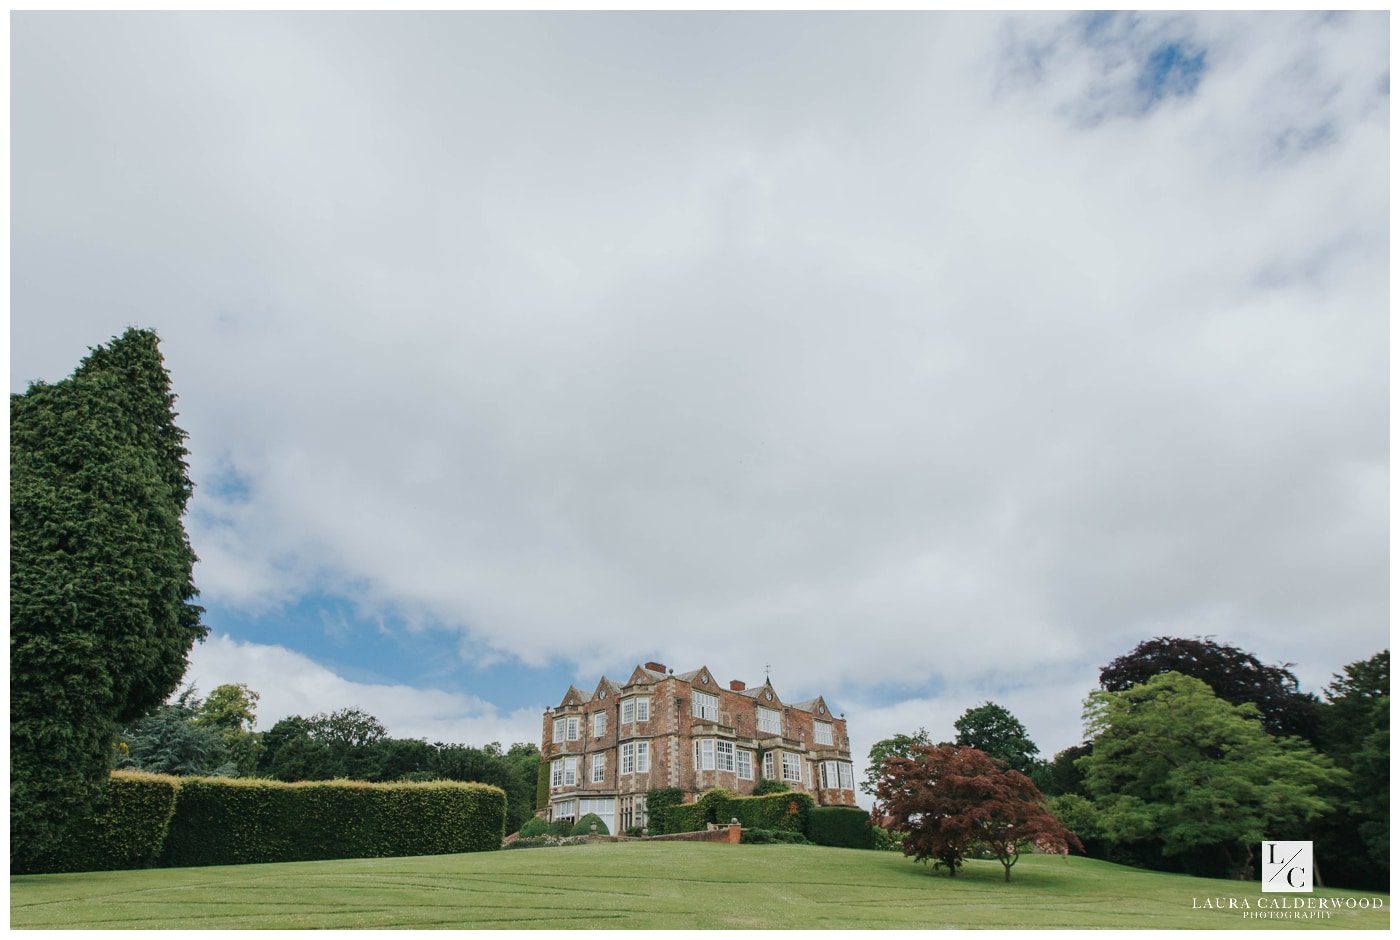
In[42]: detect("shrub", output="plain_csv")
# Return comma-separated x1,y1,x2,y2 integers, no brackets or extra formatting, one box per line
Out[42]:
518,816,552,838
571,813,609,836
503,834,592,850
742,828,810,844
160,777,506,867
751,779,790,797
548,819,574,836
872,826,905,852
646,788,684,834
808,806,879,849
23,771,180,873
713,791,814,834
624,826,644,837
663,802,709,833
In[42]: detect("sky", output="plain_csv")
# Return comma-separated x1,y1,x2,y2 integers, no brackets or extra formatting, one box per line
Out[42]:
10,12,1389,795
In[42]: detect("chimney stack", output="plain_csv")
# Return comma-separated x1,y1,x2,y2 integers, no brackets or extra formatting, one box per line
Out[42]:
645,661,667,673
730,680,746,691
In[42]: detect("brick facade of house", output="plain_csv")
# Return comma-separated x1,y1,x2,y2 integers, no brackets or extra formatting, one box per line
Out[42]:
540,662,856,833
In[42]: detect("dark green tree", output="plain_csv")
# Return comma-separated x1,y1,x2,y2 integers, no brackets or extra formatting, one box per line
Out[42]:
860,728,932,796
116,687,233,776
11,329,204,867
1030,743,1093,797
953,702,1040,774
267,733,341,782
1312,650,1388,890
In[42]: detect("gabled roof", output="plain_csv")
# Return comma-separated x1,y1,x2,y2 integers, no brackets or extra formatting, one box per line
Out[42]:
593,676,621,700
676,665,717,688
558,685,585,708
790,695,834,717
626,664,666,686
741,677,782,706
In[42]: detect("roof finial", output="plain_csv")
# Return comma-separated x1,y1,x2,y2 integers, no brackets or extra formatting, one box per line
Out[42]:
764,663,771,681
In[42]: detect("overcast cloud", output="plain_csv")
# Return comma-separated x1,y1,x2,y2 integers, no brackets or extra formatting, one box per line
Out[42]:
11,12,1388,767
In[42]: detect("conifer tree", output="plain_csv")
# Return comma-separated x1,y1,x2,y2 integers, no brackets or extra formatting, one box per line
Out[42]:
11,328,204,868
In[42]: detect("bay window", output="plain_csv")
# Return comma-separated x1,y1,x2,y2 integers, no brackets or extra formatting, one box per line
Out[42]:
781,752,802,783
716,740,736,772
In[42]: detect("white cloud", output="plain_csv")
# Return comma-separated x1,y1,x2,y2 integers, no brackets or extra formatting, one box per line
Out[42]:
184,633,544,748
11,13,1388,712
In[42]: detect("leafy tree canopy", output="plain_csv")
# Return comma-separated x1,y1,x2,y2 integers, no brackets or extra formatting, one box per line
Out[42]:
11,328,204,866
1099,636,1318,740
860,728,932,796
1080,672,1344,876
953,702,1040,774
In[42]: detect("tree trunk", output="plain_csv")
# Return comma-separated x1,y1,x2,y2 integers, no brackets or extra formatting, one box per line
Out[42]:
1004,863,1012,882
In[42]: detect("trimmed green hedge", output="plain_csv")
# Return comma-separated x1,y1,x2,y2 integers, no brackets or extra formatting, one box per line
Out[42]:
646,787,684,834
161,777,506,867
807,806,878,849
662,802,709,833
713,792,814,834
24,771,179,873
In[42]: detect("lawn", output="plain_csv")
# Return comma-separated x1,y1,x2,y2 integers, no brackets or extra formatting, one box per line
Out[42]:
9,843,1390,930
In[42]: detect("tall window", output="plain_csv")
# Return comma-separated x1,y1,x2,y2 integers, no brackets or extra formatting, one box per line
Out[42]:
552,757,577,786
781,752,802,783
693,738,715,771
636,741,650,773
716,740,736,772
762,752,775,779
757,707,781,735
621,742,635,774
691,691,718,721
564,757,577,785
593,712,606,737
737,749,753,780
838,762,854,790
554,716,579,742
620,742,649,774
553,717,566,743
592,753,606,783
551,759,564,787
813,721,833,745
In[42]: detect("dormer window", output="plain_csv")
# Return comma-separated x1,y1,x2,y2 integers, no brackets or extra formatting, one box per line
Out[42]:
757,707,781,736
691,691,718,721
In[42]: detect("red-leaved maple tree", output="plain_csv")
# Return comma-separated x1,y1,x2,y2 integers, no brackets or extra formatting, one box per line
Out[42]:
872,744,1082,881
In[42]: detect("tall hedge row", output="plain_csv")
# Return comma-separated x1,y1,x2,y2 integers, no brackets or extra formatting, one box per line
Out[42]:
162,777,506,867
807,806,878,849
22,771,180,874
20,772,506,873
713,791,814,834
645,788,684,833
661,803,709,833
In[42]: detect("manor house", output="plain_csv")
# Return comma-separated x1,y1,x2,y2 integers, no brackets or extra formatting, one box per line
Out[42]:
540,662,856,833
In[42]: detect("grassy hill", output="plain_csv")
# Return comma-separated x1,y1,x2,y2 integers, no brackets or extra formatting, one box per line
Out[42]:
10,842,1390,930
